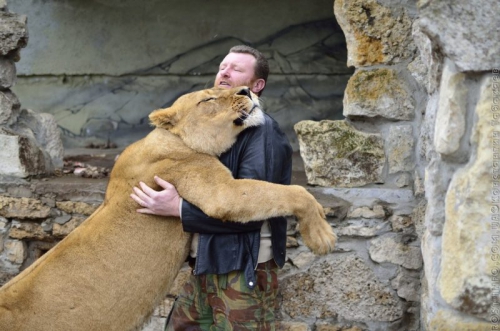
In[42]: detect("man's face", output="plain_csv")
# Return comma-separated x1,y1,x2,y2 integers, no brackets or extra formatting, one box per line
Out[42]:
214,52,260,93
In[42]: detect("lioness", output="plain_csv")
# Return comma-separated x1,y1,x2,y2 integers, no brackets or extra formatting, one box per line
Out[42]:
0,86,336,331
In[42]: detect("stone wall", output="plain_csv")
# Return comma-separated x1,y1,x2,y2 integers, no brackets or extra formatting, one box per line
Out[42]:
292,0,498,330
416,1,499,329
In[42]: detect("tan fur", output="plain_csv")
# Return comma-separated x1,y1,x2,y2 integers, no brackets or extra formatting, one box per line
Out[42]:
0,87,336,331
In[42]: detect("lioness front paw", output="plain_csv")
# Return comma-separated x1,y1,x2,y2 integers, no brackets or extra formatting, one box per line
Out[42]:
298,202,337,255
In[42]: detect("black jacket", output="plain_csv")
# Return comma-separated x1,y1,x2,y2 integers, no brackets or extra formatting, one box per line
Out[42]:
180,113,293,288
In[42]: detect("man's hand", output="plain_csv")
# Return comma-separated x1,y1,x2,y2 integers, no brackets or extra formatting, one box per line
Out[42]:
130,176,181,217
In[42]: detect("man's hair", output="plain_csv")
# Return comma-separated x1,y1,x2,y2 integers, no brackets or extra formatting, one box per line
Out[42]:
229,45,269,83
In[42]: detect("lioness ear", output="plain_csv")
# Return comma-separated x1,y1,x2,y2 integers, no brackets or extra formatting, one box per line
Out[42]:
149,107,178,129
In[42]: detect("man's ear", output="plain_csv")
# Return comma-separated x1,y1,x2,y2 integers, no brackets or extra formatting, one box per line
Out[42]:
251,79,265,95
149,107,178,129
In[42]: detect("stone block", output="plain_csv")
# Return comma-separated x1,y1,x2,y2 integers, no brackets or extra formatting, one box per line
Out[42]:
3,239,26,264
424,158,454,236
333,0,415,67
411,21,442,94
389,215,413,232
418,0,500,72
347,205,385,219
426,309,490,331
0,128,51,177
439,76,496,318
289,251,316,269
434,60,467,156
315,326,362,331
0,11,28,56
0,56,16,89
0,195,51,219
280,254,403,322
9,220,52,241
13,108,64,168
387,125,414,174
391,268,421,302
336,219,389,238
52,216,84,238
343,69,414,120
369,233,423,270
276,322,310,331
56,201,99,216
395,173,410,188
294,120,385,187
0,90,20,126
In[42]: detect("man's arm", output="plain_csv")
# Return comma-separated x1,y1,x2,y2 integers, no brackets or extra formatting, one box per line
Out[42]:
179,123,270,234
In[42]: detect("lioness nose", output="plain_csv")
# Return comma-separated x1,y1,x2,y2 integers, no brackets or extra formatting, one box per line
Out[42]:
236,88,251,98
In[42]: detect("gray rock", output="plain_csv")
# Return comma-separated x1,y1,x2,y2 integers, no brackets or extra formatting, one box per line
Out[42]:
334,0,415,67
395,173,410,188
308,187,416,216
53,215,71,225
424,157,456,236
347,205,386,219
369,233,423,270
343,69,415,121
0,56,16,89
289,251,316,269
434,60,467,156
0,90,20,126
0,127,52,177
295,120,385,187
411,20,442,94
337,219,390,238
389,215,414,232
13,109,64,168
418,0,500,72
391,268,421,302
280,254,404,322
0,12,28,56
387,125,414,174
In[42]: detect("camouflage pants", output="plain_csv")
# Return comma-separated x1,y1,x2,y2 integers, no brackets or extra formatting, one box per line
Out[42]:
164,260,279,331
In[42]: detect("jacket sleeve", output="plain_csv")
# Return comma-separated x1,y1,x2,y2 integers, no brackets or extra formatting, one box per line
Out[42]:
180,123,270,234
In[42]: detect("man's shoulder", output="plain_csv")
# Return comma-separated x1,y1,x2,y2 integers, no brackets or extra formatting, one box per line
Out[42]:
243,112,284,136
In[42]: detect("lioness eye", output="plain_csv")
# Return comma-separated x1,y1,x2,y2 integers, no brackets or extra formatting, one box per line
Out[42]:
197,97,217,106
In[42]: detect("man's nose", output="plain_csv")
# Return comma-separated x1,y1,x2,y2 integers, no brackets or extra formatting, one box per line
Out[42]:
220,68,230,77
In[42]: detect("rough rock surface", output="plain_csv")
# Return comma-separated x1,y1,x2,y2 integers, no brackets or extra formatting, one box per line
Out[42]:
334,0,415,67
418,0,500,72
295,120,385,187
387,125,414,174
280,254,403,322
369,233,423,270
343,69,414,120
434,60,467,156
0,11,28,57
439,76,495,318
0,196,51,219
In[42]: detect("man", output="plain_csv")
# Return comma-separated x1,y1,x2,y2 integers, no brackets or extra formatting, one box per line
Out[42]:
131,45,292,330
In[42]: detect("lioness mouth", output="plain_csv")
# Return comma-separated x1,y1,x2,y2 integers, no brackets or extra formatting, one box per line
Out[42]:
233,104,257,126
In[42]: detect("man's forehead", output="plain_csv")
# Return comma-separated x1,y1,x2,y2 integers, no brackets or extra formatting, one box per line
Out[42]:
221,52,256,66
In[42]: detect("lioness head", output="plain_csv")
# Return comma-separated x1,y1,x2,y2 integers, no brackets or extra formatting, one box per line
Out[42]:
149,86,264,156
